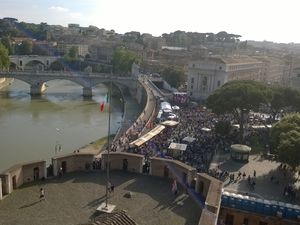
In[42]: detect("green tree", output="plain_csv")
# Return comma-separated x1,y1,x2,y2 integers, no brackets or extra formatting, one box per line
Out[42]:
1,37,13,55
64,46,78,62
18,40,33,55
160,66,185,88
215,120,232,137
112,46,140,75
266,86,300,122
0,43,10,70
271,114,300,169
207,80,267,142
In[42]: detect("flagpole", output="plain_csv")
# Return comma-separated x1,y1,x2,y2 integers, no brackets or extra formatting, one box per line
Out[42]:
105,70,112,208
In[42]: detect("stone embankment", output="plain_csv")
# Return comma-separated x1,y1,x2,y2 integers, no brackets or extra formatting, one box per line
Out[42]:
0,78,13,90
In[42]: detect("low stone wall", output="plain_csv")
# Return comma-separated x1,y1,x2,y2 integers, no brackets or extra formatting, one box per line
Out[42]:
0,78,13,90
0,160,46,195
150,157,197,187
102,152,222,225
125,77,157,137
196,173,222,212
102,152,143,173
52,153,94,176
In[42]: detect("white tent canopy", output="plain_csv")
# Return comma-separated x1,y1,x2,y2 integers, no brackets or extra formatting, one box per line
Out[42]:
201,127,211,132
129,125,165,147
182,136,196,143
161,120,179,127
168,142,187,151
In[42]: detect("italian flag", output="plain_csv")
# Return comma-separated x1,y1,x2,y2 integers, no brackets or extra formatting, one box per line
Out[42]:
100,102,105,112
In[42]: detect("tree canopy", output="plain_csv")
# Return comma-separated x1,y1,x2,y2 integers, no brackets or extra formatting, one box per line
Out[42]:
266,86,300,122
17,40,33,55
271,114,300,169
0,43,10,70
0,37,13,55
207,80,267,142
112,46,141,75
160,66,185,88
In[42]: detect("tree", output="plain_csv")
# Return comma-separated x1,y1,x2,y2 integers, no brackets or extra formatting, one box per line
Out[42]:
32,43,48,55
112,46,141,75
160,66,185,88
64,46,78,62
69,46,78,59
271,114,300,169
266,86,300,122
1,37,13,55
207,80,267,142
215,120,232,137
18,40,33,55
0,43,10,70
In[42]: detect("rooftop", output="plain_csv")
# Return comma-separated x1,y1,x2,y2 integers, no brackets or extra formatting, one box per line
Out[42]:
0,171,200,225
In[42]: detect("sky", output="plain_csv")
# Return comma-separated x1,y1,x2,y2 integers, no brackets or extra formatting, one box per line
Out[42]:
0,0,299,43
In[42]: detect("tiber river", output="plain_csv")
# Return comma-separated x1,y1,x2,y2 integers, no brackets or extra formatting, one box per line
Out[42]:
0,79,140,173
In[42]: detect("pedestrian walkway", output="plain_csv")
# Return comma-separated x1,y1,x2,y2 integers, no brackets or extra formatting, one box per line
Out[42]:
210,153,300,205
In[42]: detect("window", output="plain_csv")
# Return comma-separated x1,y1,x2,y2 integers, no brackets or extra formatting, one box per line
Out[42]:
243,218,249,225
192,64,195,68
219,66,222,70
191,78,194,83
19,60,22,66
217,80,221,87
190,92,193,96
191,85,193,89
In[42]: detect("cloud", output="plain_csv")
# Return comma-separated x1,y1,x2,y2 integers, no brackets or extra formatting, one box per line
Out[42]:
49,6,69,12
48,5,83,20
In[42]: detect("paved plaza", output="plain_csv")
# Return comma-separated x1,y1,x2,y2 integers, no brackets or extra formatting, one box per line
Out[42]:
0,171,200,225
211,153,300,205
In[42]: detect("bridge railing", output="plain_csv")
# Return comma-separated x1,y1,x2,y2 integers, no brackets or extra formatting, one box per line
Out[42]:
0,70,137,81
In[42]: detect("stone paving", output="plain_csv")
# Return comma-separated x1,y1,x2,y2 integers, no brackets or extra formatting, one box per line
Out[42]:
0,171,200,225
211,153,300,205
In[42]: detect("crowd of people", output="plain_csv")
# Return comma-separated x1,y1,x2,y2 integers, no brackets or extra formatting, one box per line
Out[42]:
122,102,279,177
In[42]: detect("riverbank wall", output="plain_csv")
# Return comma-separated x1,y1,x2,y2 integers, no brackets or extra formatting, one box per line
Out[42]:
0,78,14,90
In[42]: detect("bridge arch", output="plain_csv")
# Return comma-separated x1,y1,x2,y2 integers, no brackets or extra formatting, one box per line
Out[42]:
9,62,19,70
49,60,64,71
24,60,46,71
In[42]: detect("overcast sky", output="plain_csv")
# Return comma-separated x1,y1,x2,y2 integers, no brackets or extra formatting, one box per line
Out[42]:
0,0,299,43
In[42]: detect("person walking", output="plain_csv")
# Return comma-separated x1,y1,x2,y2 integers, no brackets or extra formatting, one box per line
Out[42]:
172,179,178,196
40,188,45,201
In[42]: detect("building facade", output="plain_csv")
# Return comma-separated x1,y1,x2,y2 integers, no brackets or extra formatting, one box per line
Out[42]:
186,56,264,101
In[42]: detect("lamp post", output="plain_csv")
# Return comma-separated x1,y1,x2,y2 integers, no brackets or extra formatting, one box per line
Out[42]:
98,67,116,213
105,74,112,208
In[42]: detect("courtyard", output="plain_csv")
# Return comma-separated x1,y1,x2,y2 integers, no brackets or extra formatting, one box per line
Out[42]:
0,171,200,225
211,153,300,205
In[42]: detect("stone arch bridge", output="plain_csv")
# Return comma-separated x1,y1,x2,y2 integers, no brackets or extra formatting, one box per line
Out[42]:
0,70,138,97
9,55,63,71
